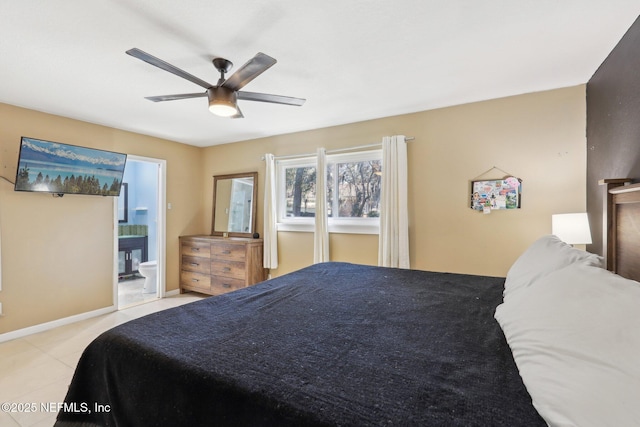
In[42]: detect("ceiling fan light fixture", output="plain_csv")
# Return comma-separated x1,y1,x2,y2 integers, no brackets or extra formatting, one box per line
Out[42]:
209,103,237,117
207,87,238,117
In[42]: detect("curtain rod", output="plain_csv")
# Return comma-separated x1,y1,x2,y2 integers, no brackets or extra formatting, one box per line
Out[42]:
264,136,415,161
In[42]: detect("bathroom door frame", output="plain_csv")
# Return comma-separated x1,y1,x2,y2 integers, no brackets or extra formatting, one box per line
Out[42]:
113,155,167,309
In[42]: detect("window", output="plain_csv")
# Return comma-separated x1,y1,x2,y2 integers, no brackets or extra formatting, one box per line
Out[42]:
277,149,382,234
282,161,317,219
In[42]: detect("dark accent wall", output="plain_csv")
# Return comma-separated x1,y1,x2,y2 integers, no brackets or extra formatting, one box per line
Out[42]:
587,15,640,255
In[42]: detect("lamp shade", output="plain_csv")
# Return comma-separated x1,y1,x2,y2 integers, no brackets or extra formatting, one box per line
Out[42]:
552,213,592,245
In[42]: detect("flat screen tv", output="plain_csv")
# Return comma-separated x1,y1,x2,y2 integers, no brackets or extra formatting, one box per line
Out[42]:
14,137,127,197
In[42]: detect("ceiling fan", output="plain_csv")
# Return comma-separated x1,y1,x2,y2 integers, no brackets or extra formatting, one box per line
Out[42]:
126,48,306,118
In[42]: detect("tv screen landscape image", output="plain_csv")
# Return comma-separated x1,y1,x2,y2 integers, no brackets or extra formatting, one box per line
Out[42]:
14,137,127,196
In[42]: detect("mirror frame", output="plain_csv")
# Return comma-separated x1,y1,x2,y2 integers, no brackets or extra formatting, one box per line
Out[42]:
118,182,128,223
211,171,258,238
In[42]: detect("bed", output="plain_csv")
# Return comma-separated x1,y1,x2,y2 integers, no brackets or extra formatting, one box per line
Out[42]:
55,181,640,427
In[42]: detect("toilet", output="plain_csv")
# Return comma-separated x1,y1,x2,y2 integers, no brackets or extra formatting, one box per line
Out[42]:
138,260,157,294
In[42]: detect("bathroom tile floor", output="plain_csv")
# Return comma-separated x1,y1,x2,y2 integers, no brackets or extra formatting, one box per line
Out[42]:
0,293,205,427
118,276,158,308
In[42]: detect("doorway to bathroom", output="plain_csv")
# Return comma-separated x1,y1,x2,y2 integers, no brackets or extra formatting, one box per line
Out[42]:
114,155,166,309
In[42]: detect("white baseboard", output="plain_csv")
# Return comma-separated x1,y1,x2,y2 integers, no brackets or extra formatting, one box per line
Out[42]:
0,305,117,344
164,289,180,297
0,289,182,344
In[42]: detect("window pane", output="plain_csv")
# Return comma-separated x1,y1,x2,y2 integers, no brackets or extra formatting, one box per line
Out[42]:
328,160,381,218
284,166,316,217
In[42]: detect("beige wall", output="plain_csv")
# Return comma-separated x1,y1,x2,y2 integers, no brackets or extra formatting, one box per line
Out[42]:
0,84,587,334
0,103,204,334
203,85,587,278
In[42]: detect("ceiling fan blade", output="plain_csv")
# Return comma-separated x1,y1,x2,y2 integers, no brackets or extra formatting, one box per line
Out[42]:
145,92,208,102
230,105,244,119
126,48,213,90
221,52,277,91
237,91,306,106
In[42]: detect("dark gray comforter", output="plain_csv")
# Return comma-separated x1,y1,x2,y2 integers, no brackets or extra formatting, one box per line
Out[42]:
56,262,545,426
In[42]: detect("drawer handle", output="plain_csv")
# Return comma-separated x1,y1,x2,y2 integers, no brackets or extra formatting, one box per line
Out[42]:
192,247,200,252
191,278,199,282
222,250,231,254
222,283,231,288
223,267,231,272
190,262,199,266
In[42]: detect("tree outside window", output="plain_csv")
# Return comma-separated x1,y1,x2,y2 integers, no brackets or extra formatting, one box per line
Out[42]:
327,159,381,218
284,166,316,217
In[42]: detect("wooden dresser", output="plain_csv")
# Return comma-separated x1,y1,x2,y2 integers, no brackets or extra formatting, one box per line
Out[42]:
179,235,266,296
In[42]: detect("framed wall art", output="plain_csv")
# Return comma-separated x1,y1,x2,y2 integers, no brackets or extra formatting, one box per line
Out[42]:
470,176,521,212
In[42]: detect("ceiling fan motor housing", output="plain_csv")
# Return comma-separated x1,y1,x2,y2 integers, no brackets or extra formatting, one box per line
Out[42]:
207,86,238,116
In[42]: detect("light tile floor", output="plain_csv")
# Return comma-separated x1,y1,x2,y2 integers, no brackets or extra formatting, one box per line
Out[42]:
0,293,205,427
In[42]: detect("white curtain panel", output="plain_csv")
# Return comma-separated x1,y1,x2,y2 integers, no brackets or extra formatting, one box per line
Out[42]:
314,147,330,263
378,135,410,269
263,153,279,269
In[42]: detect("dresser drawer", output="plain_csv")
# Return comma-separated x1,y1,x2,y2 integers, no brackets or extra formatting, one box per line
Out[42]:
180,271,211,292
210,243,245,261
181,241,211,258
181,255,210,274
210,275,245,295
179,235,264,296
211,260,245,279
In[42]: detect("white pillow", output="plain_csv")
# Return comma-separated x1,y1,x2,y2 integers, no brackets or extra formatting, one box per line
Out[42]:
504,235,603,300
495,263,640,427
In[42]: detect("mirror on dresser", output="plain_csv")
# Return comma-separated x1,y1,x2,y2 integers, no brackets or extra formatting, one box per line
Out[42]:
211,172,258,238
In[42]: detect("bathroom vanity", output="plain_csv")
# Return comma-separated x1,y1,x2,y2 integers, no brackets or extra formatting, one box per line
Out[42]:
118,235,148,277
179,235,266,296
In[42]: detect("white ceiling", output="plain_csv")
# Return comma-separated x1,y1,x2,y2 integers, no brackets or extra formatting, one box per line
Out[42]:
1,1,638,147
